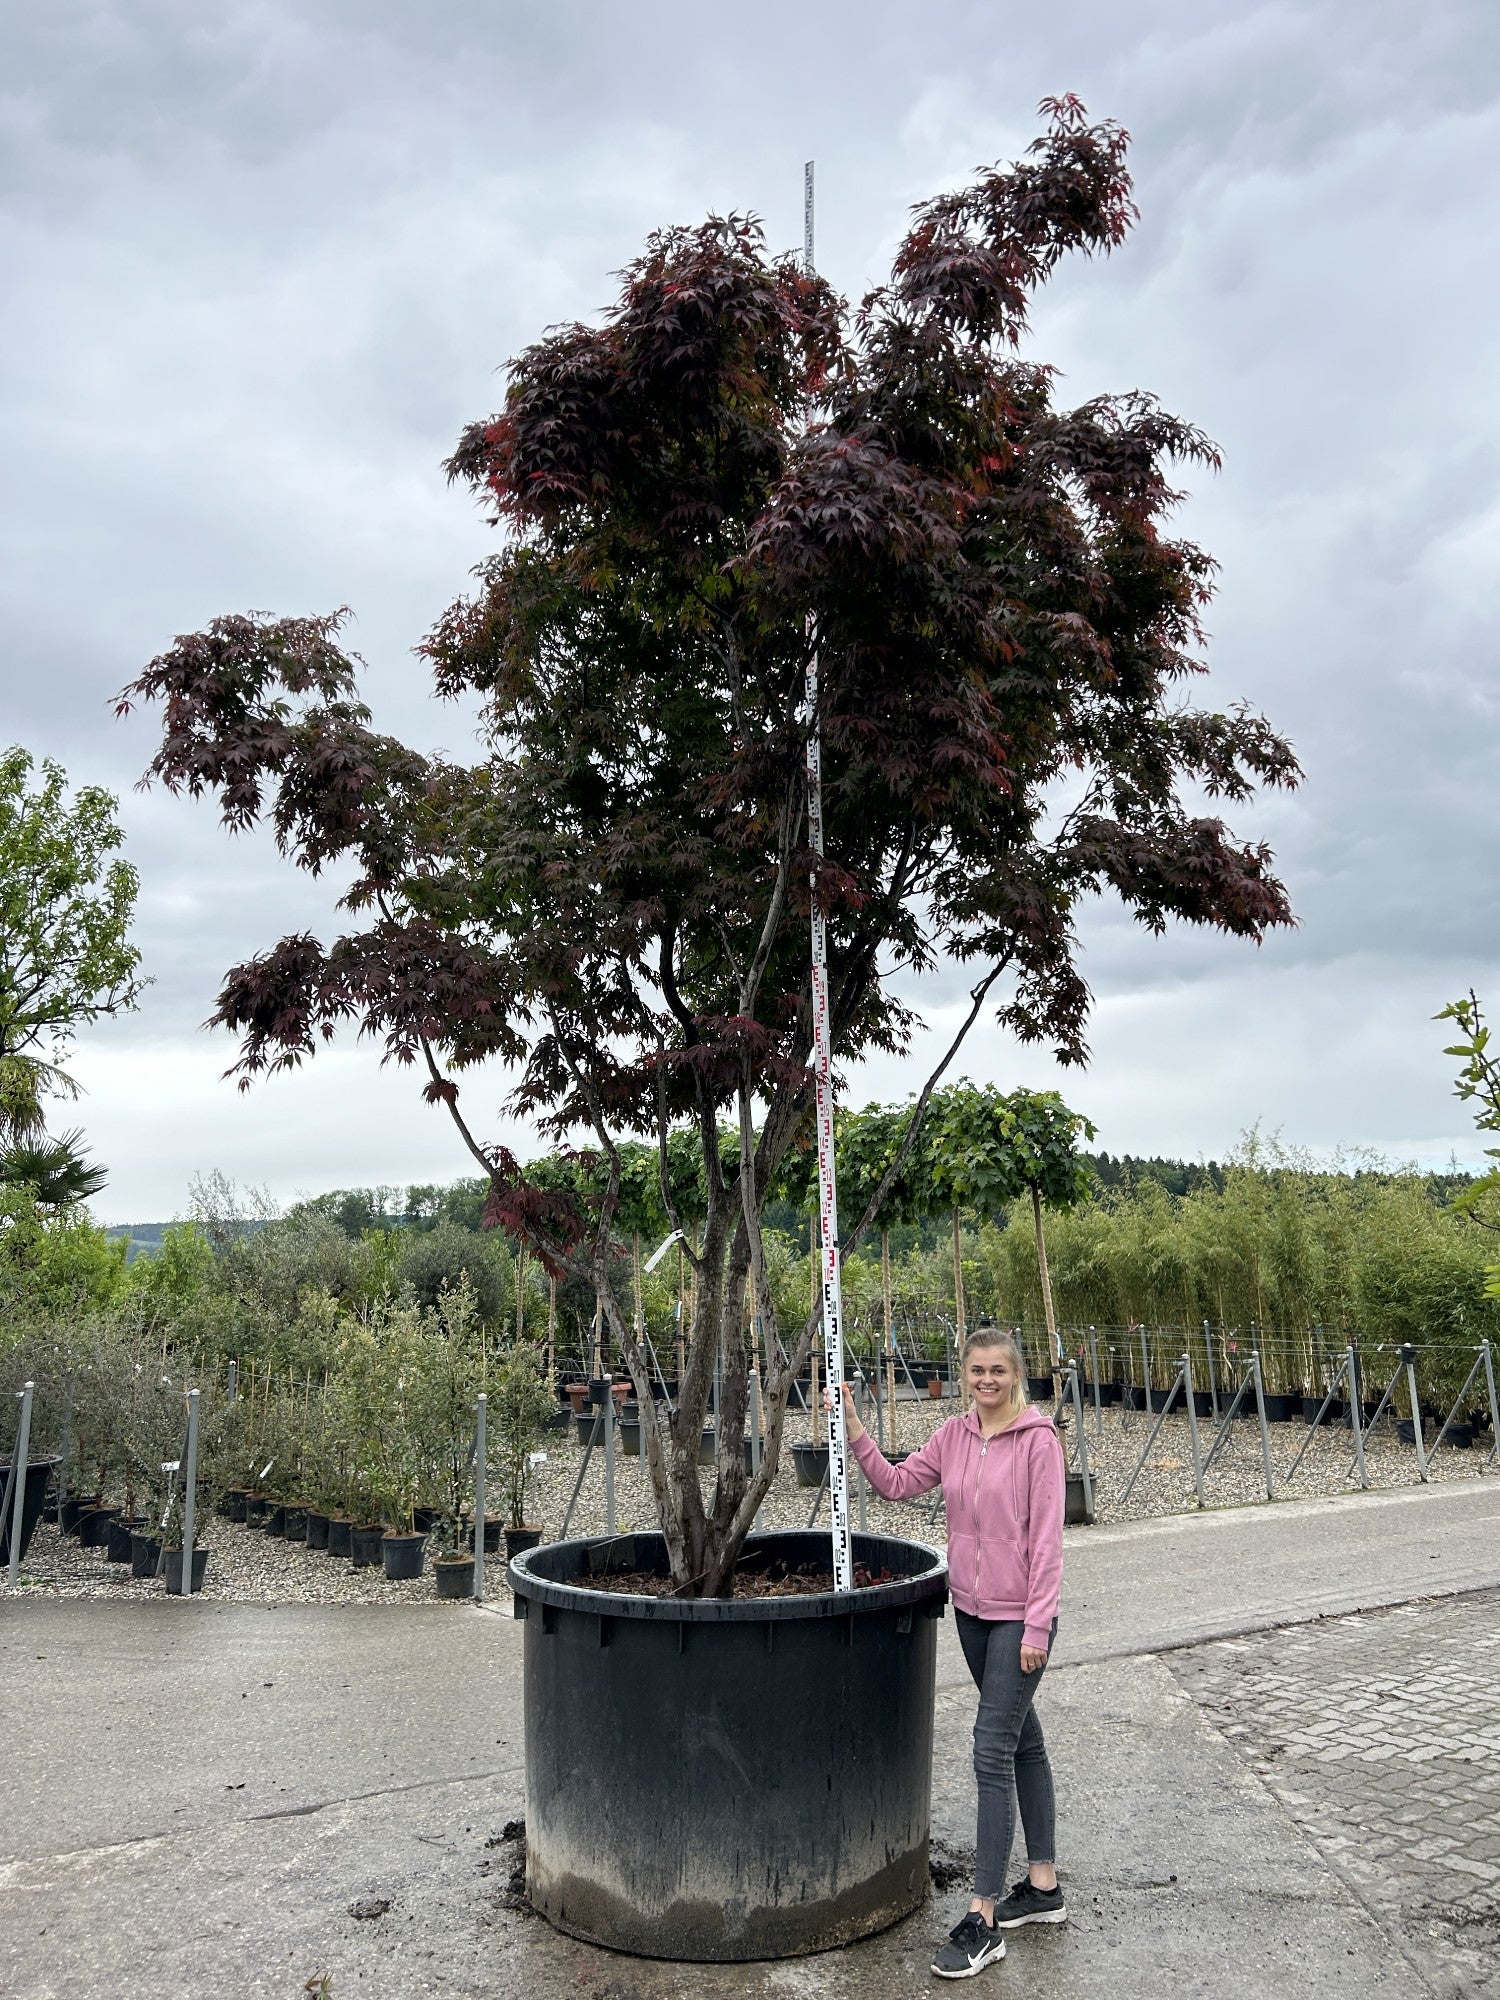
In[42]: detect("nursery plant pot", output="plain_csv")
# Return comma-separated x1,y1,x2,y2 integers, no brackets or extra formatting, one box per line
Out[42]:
381,1532,427,1581
695,1427,718,1468
244,1493,270,1526
545,1408,573,1432
1397,1417,1419,1446
1441,1421,1475,1449
926,1377,943,1399
413,1504,442,1533
510,1529,948,1960
264,1503,287,1536
1064,1472,1095,1526
106,1515,146,1563
504,1524,543,1562
1190,1390,1215,1419
326,1517,354,1558
466,1516,503,1555
434,1554,476,1599
305,1511,330,1550
350,1524,384,1568
222,1488,249,1522
0,1456,60,1567
791,1441,830,1489
129,1529,161,1578
565,1383,590,1415
1123,1384,1148,1411
78,1504,122,1549
60,1492,102,1536
1099,1381,1122,1406
281,1505,308,1542
163,1544,209,1595
1027,1373,1055,1402
619,1416,641,1458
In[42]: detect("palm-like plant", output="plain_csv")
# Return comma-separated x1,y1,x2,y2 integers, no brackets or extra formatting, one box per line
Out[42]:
0,1129,108,1210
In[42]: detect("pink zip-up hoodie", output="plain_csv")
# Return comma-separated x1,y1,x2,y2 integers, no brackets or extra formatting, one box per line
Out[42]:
852,1404,1064,1650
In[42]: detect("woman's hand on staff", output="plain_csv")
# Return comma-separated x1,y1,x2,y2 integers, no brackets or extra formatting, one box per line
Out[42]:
823,1382,865,1442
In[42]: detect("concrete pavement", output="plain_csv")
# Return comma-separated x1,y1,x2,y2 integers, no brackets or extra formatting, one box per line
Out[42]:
3,1479,1496,1999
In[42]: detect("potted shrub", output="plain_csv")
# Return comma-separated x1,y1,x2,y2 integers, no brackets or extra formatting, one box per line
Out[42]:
490,1344,554,1562
129,105,1299,1958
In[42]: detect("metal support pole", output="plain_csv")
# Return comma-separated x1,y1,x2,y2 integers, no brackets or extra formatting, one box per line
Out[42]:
1250,1352,1275,1500
1403,1345,1428,1482
1119,1361,1187,1507
1139,1324,1152,1413
1066,1364,1093,1521
1346,1345,1367,1490
473,1393,487,1603
560,1430,597,1539
178,1389,200,1595
1203,1320,1219,1423
1482,1340,1500,1466
604,1381,617,1536
1182,1352,1205,1508
5,1382,34,1588
1088,1326,1103,1438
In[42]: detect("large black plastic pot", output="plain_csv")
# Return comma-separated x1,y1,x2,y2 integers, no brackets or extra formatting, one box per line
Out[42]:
381,1531,427,1580
790,1441,829,1489
510,1528,947,1961
0,1456,59,1567
163,1545,209,1594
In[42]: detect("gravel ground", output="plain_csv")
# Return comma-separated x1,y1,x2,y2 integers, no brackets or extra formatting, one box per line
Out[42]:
10,1392,1496,1604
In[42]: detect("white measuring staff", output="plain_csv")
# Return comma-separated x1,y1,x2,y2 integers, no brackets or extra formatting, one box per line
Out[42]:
803,159,854,1595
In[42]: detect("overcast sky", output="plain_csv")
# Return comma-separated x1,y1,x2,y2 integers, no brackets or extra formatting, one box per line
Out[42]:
4,0,1498,1223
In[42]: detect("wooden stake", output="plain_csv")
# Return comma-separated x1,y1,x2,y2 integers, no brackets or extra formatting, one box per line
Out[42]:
953,1207,969,1410
1032,1186,1059,1371
547,1275,557,1379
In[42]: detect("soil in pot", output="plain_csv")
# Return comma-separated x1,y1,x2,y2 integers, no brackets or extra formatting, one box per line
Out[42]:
281,1505,309,1542
350,1523,384,1568
163,1545,210,1594
505,1524,544,1562
106,1515,146,1563
129,1529,161,1578
305,1511,331,1551
510,1528,945,1959
434,1554,476,1599
326,1516,354,1558
381,1531,427,1581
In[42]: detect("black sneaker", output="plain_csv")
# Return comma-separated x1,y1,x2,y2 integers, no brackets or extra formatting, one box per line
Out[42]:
931,1910,1006,1979
993,1875,1067,1929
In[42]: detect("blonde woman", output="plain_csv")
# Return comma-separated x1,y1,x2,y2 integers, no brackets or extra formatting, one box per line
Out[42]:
832,1324,1065,1979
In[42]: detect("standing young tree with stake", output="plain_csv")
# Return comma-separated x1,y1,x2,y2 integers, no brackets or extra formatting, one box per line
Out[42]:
121,98,1299,1600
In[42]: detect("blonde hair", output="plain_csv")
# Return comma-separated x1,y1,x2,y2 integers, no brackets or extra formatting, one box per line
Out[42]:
961,1324,1028,1417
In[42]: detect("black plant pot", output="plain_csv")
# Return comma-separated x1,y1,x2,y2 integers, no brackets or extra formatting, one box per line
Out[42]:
1190,1390,1215,1420
695,1427,718,1468
264,1504,287,1536
281,1505,308,1542
464,1516,502,1555
544,1409,573,1432
504,1524,543,1562
510,1529,947,1960
434,1555,476,1599
1445,1421,1475,1450
381,1532,427,1581
130,1529,161,1578
413,1504,442,1532
0,1456,60,1567
1396,1417,1422,1447
221,1488,249,1522
1064,1472,1095,1526
350,1524,384,1568
305,1511,330,1550
619,1417,641,1458
105,1515,146,1563
60,1492,102,1536
1099,1381,1122,1406
1122,1384,1149,1411
244,1493,270,1526
163,1544,209,1594
1260,1392,1298,1423
326,1517,353,1558
791,1442,829,1489
1027,1373,1055,1402
78,1504,122,1549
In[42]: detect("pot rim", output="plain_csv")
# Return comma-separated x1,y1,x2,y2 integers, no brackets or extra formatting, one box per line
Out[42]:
510,1528,947,1627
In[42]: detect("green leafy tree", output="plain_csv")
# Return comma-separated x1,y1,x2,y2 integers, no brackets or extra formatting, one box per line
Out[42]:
1438,991,1500,1294
0,747,147,1142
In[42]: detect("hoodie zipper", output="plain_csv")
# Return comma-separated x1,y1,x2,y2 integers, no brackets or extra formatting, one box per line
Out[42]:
973,1432,986,1598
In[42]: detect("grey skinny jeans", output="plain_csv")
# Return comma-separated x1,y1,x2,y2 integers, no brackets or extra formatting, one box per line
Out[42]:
954,1609,1058,1898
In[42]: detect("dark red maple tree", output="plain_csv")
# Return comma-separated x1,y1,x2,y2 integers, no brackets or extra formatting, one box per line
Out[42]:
121,99,1298,1593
